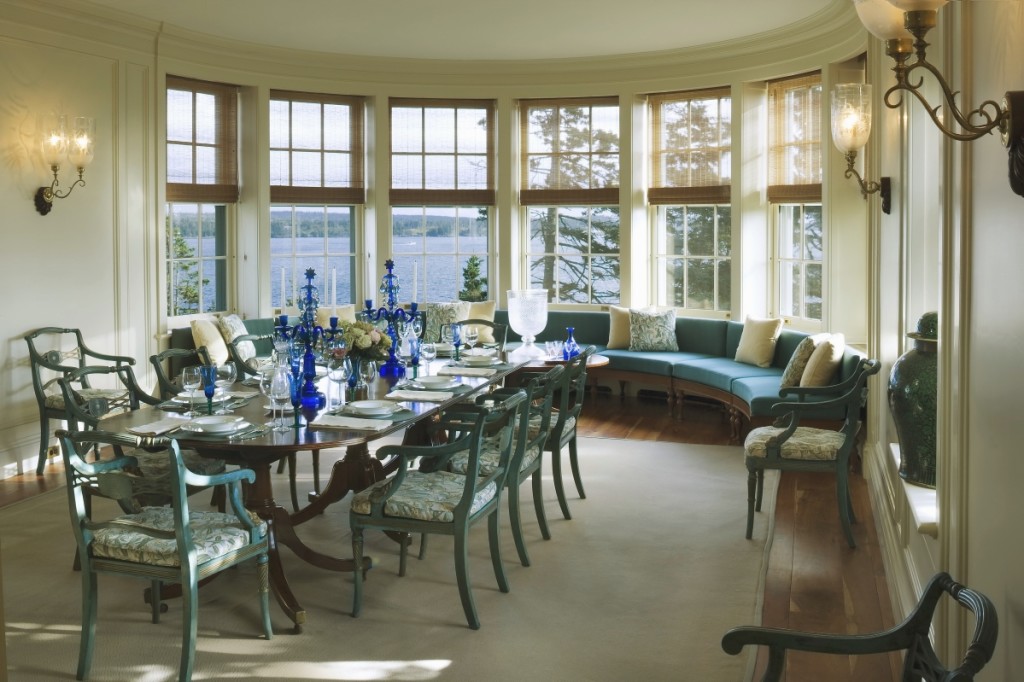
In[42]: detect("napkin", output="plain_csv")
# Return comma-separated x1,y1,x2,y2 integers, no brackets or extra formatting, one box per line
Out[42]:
127,417,186,436
438,366,498,377
308,415,392,431
385,389,454,402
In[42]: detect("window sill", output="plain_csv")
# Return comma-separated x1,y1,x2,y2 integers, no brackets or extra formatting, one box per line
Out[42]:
888,443,938,538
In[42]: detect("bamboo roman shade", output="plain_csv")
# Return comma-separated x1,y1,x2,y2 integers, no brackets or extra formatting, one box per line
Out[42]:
519,96,620,205
648,87,731,205
767,72,822,203
270,90,365,204
166,75,239,203
389,98,496,206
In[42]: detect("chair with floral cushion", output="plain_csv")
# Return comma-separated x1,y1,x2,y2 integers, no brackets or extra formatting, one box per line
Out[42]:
349,391,528,630
225,332,276,379
149,347,211,400
57,429,272,682
742,357,881,548
24,327,137,475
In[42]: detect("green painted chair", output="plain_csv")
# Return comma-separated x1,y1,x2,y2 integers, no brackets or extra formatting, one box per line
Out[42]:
722,571,997,681
24,327,137,474
149,347,211,400
742,357,881,548
225,332,275,379
441,318,509,353
349,391,528,629
57,429,272,682
542,344,596,520
449,364,565,566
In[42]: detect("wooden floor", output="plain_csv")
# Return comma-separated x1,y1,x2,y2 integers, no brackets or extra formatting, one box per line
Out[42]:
5,392,900,681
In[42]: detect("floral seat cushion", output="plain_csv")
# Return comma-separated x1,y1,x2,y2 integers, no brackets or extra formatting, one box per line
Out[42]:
744,426,846,461
529,411,575,440
133,448,226,478
448,426,531,477
92,506,266,567
350,471,497,523
44,387,128,410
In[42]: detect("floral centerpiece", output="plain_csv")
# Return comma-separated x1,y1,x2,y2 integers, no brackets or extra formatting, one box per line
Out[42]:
337,320,392,361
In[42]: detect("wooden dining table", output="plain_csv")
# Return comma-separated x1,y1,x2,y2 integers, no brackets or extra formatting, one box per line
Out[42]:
100,356,525,632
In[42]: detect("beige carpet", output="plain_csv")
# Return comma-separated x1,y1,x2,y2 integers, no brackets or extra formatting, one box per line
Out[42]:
1,437,777,681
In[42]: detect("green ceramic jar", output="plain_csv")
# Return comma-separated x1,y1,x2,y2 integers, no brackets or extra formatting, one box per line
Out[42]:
888,312,938,488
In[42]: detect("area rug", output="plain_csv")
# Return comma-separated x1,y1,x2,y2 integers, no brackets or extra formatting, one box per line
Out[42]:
0,437,776,681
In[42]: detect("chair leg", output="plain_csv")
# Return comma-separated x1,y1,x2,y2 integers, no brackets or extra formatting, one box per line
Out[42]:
418,533,428,560
311,448,321,497
836,470,857,549
507,482,531,567
287,454,299,512
754,470,765,512
532,468,552,541
568,435,586,499
398,533,410,577
257,554,273,639
180,575,199,682
745,468,757,540
351,528,364,618
150,579,162,623
551,446,572,520
489,510,510,594
77,568,98,680
36,417,50,475
454,530,480,630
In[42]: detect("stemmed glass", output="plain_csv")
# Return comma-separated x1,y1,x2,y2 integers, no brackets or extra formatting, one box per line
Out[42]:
420,343,437,376
214,362,237,414
269,366,292,432
258,368,277,428
181,366,202,418
326,352,352,412
200,364,218,415
359,359,378,396
464,326,479,354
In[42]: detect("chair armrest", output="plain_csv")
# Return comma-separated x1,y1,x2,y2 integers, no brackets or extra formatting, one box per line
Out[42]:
721,624,911,658
79,342,136,366
181,465,256,489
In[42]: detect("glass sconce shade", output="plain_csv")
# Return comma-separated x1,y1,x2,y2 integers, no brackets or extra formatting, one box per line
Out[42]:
886,0,948,11
40,115,67,168
68,117,95,168
851,0,912,41
831,84,873,153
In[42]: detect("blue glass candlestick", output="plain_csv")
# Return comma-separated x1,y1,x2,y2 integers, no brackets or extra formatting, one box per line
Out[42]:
362,259,419,380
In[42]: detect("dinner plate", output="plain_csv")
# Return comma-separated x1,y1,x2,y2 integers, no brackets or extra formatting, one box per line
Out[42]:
434,343,454,356
263,403,295,413
173,390,230,403
181,416,250,435
411,377,459,390
348,400,397,416
462,356,501,367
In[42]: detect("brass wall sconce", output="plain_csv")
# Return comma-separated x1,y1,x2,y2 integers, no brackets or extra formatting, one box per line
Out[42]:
35,114,95,215
852,0,1024,197
831,83,893,214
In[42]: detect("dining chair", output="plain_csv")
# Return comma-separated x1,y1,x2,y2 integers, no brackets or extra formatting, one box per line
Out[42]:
349,392,528,629
226,332,275,379
149,347,211,400
24,327,136,475
541,344,596,520
447,318,508,352
742,357,881,548
722,571,997,682
448,364,565,566
57,429,272,682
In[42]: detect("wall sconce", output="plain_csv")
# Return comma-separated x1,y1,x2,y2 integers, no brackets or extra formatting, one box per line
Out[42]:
852,0,1024,197
34,114,95,216
831,83,893,214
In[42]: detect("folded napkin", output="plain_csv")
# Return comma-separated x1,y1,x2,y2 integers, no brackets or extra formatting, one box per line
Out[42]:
308,415,392,431
438,366,498,377
385,389,454,402
127,417,185,436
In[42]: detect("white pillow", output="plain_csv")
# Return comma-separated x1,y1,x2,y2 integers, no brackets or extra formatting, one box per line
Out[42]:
607,305,632,349
315,304,357,329
217,314,255,363
467,300,497,344
191,318,229,366
734,316,784,368
800,333,846,387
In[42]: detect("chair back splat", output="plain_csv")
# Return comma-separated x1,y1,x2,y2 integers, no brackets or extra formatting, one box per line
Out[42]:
721,571,998,682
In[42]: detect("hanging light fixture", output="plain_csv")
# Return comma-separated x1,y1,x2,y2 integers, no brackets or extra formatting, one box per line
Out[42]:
851,0,1024,197
831,83,892,213
34,114,95,215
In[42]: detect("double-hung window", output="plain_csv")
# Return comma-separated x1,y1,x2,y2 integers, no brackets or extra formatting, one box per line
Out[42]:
390,98,495,303
269,91,364,310
649,88,732,312
165,75,238,317
521,97,620,304
768,73,823,323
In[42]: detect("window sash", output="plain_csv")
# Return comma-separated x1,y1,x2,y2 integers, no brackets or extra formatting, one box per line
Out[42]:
767,72,822,203
166,76,238,203
648,87,731,203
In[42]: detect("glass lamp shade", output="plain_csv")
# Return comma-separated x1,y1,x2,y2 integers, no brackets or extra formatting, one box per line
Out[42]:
851,0,913,41
831,84,872,154
68,117,95,168
886,0,948,11
40,114,67,168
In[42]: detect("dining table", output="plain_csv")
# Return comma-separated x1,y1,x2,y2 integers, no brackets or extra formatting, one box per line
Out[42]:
100,353,525,633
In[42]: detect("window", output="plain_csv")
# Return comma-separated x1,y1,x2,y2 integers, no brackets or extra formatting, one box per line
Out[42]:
521,97,620,304
768,73,822,323
270,91,364,309
165,75,238,316
649,88,732,311
390,98,495,302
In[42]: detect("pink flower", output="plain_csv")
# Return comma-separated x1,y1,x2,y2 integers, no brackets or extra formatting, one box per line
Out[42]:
370,330,381,343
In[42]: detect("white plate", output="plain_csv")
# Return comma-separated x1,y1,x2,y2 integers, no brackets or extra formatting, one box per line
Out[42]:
263,403,295,413
434,343,454,356
173,391,229,403
348,400,397,416
412,377,459,389
181,416,250,435
462,356,501,366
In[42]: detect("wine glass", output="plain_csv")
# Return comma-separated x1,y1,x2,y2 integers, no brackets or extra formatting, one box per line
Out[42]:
359,359,378,396
270,366,292,432
214,362,237,414
180,366,202,418
420,342,437,376
326,352,352,412
258,368,277,427
200,364,218,415
464,326,479,354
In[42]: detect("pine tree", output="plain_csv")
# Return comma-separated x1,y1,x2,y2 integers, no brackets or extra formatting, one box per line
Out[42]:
459,255,488,302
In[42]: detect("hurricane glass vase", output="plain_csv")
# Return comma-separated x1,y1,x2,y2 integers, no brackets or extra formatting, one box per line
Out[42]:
507,289,548,359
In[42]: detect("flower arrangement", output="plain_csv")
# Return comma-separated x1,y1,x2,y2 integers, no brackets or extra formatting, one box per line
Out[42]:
337,320,393,361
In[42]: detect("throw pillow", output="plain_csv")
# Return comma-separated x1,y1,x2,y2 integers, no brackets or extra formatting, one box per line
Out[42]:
314,304,357,330
779,333,830,388
629,308,679,352
467,300,497,344
191,318,229,366
800,333,846,387
734,316,784,368
607,305,632,349
217,314,255,364
423,301,471,342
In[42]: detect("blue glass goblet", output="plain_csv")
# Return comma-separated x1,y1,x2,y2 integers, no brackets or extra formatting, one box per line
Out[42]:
199,364,218,415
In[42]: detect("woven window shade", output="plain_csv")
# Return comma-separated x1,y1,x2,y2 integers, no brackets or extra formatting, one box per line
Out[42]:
767,73,822,203
166,75,238,203
389,98,496,206
519,96,620,206
270,90,366,204
648,88,731,204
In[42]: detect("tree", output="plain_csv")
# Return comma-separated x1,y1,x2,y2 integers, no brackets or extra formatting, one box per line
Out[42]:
458,255,487,302
167,228,208,315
